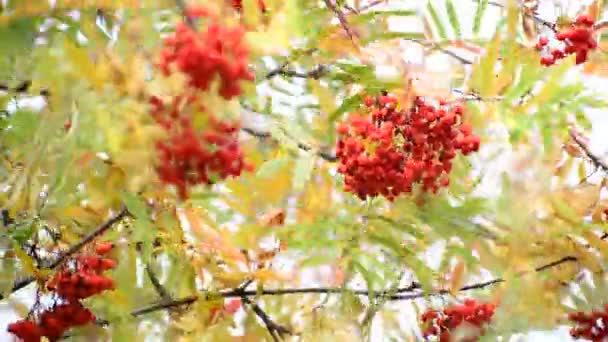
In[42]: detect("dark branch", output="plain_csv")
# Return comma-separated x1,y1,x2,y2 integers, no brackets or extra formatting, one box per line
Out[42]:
323,0,358,46
129,253,582,316
241,126,338,162
265,65,328,80
145,264,172,302
0,206,130,300
570,127,608,172
242,297,293,342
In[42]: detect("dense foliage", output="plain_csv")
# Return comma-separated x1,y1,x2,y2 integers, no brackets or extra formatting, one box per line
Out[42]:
1,0,608,341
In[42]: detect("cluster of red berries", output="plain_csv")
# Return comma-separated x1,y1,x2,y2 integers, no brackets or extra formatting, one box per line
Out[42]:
158,7,254,100
537,13,597,66
152,96,253,199
420,299,497,341
153,6,254,199
7,242,116,342
335,94,479,200
568,305,608,341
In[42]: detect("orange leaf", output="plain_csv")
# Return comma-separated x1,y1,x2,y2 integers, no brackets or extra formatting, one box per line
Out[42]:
258,208,285,227
181,208,246,263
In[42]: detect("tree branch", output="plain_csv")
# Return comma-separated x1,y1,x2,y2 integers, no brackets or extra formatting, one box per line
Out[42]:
128,252,582,316
242,296,293,342
265,64,328,80
145,264,172,302
323,0,358,46
0,206,130,300
570,127,608,172
241,126,338,162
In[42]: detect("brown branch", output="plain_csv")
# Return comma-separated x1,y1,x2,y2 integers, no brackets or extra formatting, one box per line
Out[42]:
145,264,172,302
405,39,474,65
323,0,358,46
128,253,581,316
570,127,608,172
0,206,130,300
241,126,338,162
265,65,328,80
242,296,293,342
482,0,556,32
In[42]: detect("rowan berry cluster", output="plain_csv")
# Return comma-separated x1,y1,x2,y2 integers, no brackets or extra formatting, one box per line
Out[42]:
158,8,254,100
420,299,497,341
153,6,254,199
336,94,479,201
568,305,608,341
152,96,253,199
7,242,116,342
537,13,597,66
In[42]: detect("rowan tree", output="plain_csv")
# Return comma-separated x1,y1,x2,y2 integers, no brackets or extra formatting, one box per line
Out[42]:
1,0,608,341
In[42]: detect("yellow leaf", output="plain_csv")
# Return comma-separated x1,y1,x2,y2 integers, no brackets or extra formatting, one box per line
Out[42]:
583,230,608,260
64,40,105,90
449,258,466,294
181,208,246,263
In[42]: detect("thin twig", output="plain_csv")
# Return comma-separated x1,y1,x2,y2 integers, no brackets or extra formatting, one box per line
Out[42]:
482,0,556,32
0,206,130,300
266,65,328,80
242,296,293,342
241,126,338,162
145,264,172,302
405,39,475,65
323,0,358,46
570,127,608,172
129,253,582,316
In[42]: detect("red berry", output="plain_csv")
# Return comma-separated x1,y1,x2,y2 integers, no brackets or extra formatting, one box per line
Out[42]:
95,242,113,255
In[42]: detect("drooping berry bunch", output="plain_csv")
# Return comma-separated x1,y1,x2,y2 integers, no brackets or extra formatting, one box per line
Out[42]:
420,299,497,342
335,94,479,201
568,305,608,341
7,242,116,342
158,8,254,100
537,13,597,66
152,6,254,199
151,97,253,199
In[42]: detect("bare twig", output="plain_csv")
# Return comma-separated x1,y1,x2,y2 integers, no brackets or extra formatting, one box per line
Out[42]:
145,264,172,302
323,0,358,46
266,65,328,80
570,127,608,172
241,126,338,162
0,206,130,300
482,0,556,32
405,39,475,65
242,296,293,342
129,253,582,316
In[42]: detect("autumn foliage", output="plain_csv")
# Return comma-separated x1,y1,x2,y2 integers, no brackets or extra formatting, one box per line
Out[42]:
1,1,608,342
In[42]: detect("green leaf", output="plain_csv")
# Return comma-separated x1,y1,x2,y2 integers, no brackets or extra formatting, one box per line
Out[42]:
120,191,148,219
293,152,315,191
427,1,448,40
329,93,363,122
473,0,488,35
256,156,290,179
445,0,461,39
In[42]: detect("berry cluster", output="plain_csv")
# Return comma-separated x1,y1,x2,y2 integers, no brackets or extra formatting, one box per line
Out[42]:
7,242,116,342
152,97,253,199
421,299,497,341
153,6,254,199
158,9,254,100
569,305,608,341
537,13,597,66
336,94,479,200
